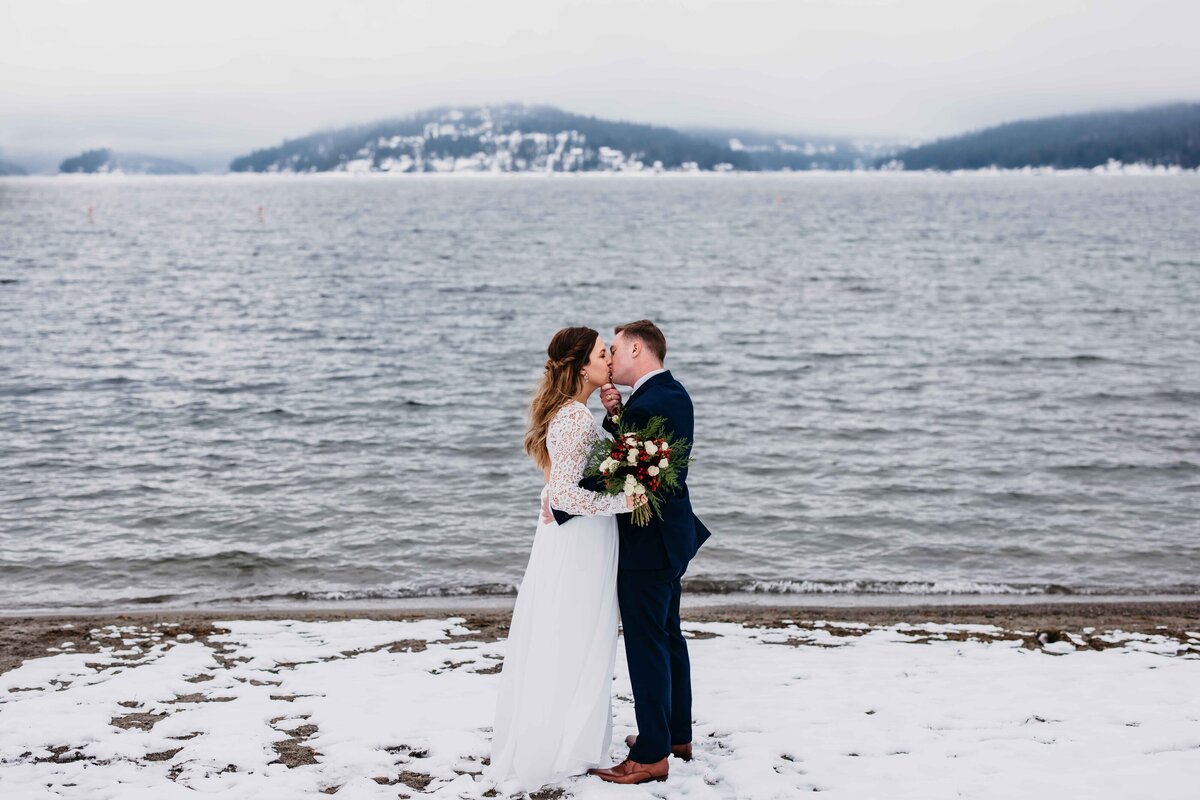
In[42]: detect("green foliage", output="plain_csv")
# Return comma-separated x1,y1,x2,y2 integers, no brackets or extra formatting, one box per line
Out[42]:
584,415,694,525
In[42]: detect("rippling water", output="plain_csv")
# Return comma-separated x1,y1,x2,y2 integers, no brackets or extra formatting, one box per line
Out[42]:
1,173,1198,611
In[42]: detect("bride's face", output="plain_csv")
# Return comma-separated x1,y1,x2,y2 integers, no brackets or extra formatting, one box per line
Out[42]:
580,335,612,390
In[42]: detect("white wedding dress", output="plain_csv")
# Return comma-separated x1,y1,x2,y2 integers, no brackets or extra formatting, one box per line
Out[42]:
485,400,627,793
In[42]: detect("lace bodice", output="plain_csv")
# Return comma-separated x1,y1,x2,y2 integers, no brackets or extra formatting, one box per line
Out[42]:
546,401,628,517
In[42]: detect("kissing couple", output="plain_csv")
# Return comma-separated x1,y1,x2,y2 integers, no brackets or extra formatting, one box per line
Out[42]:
485,319,711,792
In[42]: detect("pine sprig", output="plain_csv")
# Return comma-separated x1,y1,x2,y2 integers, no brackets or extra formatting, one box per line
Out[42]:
584,415,693,525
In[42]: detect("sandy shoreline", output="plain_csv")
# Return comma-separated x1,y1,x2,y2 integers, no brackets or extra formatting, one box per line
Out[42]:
4,599,1197,676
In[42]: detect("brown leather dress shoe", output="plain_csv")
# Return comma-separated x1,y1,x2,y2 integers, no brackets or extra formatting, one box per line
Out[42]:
588,756,669,784
624,734,693,761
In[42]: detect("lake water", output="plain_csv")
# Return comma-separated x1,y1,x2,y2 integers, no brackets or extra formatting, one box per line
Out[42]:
1,173,1198,612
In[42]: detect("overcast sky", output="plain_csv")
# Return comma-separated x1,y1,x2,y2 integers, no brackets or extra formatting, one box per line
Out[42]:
2,0,1198,171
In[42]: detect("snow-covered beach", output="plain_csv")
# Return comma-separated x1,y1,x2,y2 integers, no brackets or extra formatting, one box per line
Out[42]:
1,602,1196,799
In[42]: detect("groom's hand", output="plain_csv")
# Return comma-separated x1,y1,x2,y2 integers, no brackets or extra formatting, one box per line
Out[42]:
600,383,622,414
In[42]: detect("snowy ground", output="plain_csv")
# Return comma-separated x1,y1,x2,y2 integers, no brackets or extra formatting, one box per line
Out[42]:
1,615,1197,799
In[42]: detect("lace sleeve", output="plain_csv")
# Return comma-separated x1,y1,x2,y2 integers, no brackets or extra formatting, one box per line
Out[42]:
547,403,628,517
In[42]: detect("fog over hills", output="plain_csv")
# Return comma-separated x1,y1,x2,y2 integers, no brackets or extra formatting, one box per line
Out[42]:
2,101,1195,176
0,159,27,176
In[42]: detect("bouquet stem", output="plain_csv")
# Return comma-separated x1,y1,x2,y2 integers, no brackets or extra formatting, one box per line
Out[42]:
631,503,652,527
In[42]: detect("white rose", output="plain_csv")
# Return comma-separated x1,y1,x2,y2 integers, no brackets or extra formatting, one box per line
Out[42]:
644,441,658,455
624,475,637,490
658,458,669,468
632,483,647,495
600,458,616,473
626,451,638,464
648,466,660,476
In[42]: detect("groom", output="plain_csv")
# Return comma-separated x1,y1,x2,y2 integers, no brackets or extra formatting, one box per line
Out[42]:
549,319,711,785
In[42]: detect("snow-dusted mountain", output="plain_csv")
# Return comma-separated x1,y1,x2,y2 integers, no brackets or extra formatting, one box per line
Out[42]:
230,104,753,174
230,105,901,174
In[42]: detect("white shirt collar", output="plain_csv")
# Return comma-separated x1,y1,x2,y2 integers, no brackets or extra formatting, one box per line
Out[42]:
632,368,667,394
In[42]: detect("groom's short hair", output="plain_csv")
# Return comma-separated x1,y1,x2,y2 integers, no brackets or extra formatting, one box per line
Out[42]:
614,319,667,362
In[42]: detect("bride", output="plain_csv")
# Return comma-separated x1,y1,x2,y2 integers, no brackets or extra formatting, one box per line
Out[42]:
485,326,646,793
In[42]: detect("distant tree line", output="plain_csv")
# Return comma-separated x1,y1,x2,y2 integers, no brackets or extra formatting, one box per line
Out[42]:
60,148,114,173
57,148,196,174
889,103,1200,170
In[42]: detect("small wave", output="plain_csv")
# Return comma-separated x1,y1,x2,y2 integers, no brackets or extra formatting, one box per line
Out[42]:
84,376,138,387
1076,389,1200,404
9,577,1199,612
96,578,1066,606
0,384,60,397
1024,354,1108,363
967,354,1112,368
199,381,288,394
1152,389,1200,404
0,549,292,577
206,578,1200,604
210,583,522,603
685,578,1067,595
436,284,524,294
809,351,870,360
823,426,918,441
125,592,184,605
258,407,300,417
1049,460,1199,476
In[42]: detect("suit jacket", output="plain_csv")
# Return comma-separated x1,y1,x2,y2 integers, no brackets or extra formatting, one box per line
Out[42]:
551,370,711,573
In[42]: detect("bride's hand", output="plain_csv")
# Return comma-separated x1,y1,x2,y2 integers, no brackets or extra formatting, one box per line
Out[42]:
600,384,622,415
625,493,648,511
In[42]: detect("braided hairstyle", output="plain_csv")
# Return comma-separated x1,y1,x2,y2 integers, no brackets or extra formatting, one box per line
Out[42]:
524,326,600,470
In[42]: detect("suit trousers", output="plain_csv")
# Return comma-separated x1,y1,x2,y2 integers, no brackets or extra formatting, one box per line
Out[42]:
617,560,693,764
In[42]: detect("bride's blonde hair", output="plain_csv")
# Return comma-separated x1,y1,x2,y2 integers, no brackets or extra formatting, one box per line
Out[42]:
524,326,599,470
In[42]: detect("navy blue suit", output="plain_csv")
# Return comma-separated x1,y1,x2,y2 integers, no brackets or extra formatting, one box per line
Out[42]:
550,370,711,764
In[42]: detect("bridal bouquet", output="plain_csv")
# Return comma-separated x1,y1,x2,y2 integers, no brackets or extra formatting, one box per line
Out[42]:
585,416,693,526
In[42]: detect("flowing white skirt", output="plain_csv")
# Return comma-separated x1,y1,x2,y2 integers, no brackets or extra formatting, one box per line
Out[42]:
485,485,620,793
